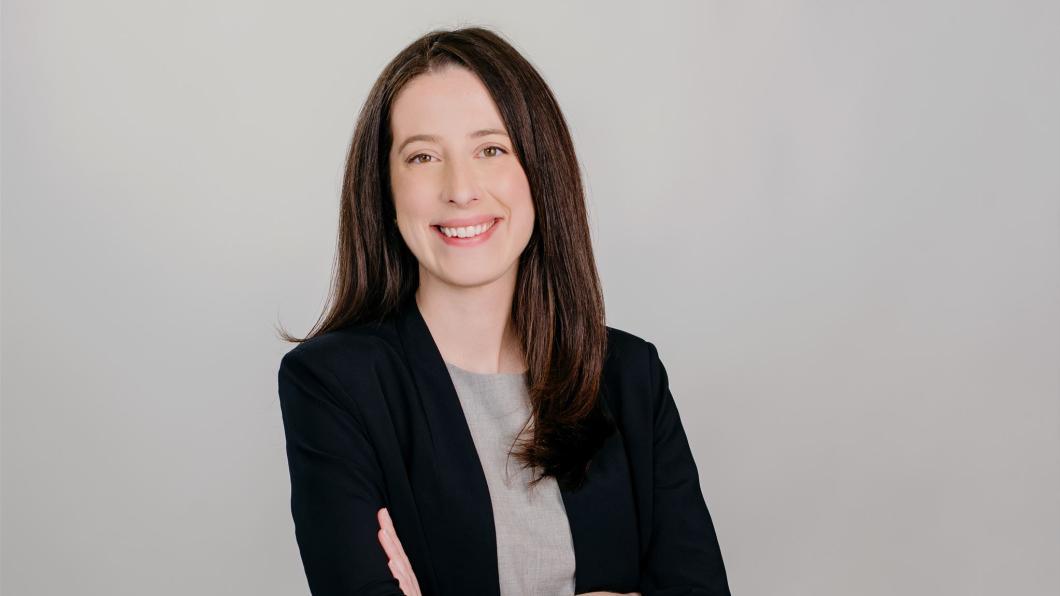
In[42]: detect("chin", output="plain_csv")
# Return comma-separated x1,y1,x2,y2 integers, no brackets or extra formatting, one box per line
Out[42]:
434,264,509,287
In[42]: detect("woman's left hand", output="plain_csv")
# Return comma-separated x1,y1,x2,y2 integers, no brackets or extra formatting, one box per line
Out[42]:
377,507,422,596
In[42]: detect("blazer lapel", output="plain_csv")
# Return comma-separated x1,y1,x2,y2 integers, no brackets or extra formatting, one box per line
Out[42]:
393,296,501,595
393,296,640,594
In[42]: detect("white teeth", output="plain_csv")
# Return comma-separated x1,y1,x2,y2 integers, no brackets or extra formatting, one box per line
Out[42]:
438,218,496,238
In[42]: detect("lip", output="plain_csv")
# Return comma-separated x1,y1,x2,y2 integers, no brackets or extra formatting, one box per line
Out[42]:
433,214,501,228
433,217,500,247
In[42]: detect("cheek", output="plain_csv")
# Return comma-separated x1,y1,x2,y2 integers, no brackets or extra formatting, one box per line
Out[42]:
501,176,535,246
497,167,534,212
391,177,432,221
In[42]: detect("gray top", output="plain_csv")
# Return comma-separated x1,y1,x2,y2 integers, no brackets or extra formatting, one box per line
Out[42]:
444,360,577,596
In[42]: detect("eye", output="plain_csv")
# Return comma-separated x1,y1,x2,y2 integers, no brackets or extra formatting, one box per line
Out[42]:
406,145,508,165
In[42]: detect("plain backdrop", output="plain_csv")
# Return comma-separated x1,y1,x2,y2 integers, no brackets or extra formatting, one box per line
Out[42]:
3,1,1058,595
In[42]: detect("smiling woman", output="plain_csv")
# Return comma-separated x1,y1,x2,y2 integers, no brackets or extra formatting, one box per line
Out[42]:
276,26,731,596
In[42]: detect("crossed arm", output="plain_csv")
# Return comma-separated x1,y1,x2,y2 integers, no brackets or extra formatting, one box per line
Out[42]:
374,505,638,596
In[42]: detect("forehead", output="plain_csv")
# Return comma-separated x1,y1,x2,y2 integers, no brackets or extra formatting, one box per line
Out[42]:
389,65,505,137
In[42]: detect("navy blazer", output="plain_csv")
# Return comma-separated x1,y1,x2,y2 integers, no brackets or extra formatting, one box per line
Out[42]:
277,296,731,595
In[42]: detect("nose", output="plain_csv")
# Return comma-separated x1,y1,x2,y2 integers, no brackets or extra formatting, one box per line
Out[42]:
442,155,480,206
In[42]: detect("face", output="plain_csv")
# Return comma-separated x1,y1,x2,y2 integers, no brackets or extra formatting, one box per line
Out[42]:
388,64,535,291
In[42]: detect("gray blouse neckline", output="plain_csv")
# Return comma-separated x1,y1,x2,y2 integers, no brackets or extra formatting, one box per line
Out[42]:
444,360,529,379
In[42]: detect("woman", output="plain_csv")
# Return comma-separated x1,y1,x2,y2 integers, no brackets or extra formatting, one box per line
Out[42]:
277,26,731,596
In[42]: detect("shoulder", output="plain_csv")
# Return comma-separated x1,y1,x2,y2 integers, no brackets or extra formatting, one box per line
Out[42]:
278,320,401,381
600,326,672,440
603,324,669,412
276,321,407,428
605,324,661,373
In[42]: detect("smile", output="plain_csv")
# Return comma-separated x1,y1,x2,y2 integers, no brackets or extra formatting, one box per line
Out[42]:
432,217,500,246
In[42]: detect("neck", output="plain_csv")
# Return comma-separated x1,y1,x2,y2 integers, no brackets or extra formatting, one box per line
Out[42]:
414,267,527,375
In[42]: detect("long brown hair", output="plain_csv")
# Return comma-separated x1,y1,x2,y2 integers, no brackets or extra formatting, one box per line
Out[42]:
276,26,613,491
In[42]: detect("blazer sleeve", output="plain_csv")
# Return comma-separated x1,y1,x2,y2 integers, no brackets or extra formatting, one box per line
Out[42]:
640,341,732,596
277,350,404,596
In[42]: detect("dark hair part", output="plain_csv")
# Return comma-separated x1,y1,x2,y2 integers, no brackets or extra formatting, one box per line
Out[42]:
277,26,613,491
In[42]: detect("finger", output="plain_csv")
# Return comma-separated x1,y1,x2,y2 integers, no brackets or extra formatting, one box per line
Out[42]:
379,508,419,595
377,527,400,561
379,508,397,543
376,510,405,563
379,527,415,584
389,532,414,579
387,557,411,591
381,509,411,561
409,565,423,595
377,516,414,581
380,508,396,537
380,532,412,590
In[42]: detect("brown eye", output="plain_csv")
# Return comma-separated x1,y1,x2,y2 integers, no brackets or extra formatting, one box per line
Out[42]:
407,153,433,164
483,145,508,158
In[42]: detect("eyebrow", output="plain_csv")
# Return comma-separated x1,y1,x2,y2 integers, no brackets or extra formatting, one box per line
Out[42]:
396,128,509,154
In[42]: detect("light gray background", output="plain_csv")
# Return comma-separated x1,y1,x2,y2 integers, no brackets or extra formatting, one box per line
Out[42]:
3,1,1058,595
